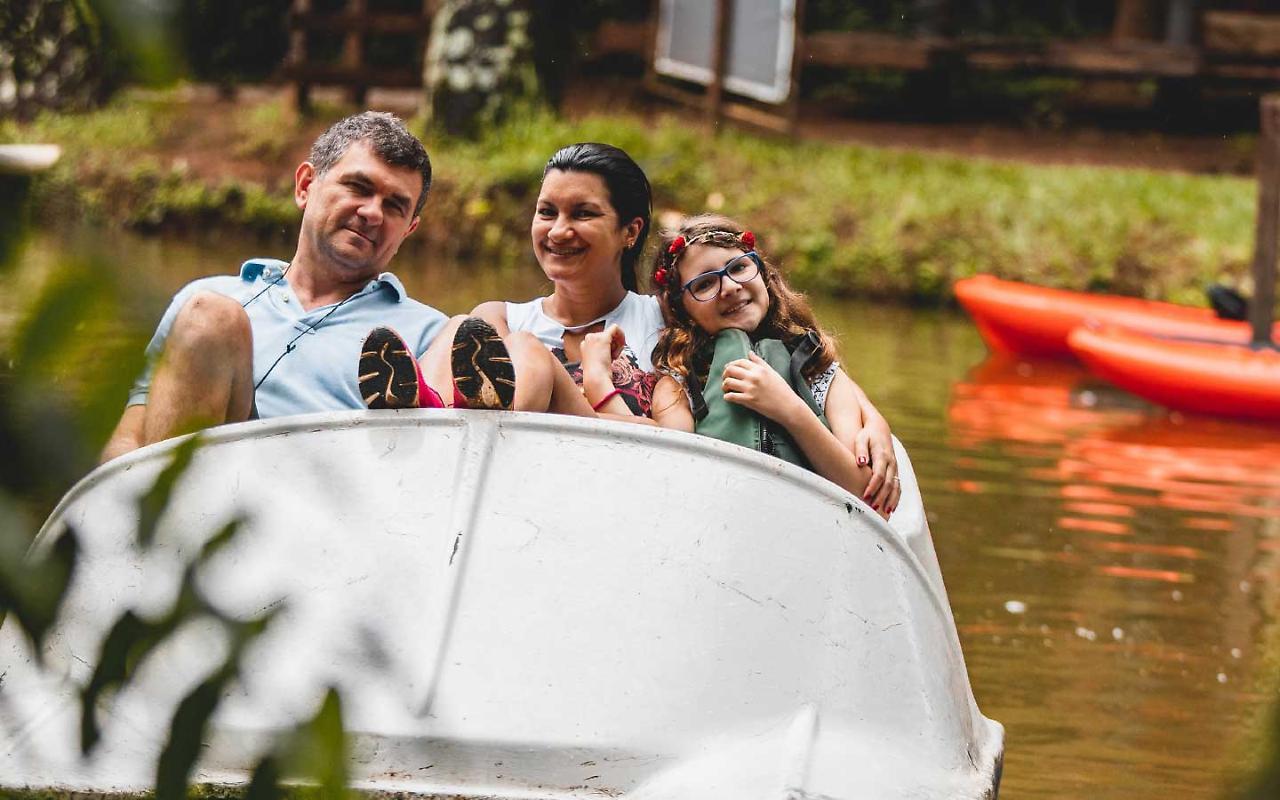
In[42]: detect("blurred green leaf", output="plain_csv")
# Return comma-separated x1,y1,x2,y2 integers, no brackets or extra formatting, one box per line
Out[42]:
82,516,246,755
0,175,35,269
0,514,79,657
136,433,203,549
198,516,245,564
155,667,233,800
244,753,283,800
79,609,170,754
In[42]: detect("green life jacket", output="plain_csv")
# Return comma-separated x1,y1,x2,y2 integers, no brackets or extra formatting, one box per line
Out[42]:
686,328,829,470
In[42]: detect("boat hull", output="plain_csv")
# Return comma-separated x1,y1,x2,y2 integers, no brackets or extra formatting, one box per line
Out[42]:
1068,325,1280,422
954,275,1274,360
0,411,1002,799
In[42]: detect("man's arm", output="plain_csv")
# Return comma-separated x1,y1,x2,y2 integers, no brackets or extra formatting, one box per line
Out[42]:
100,405,146,463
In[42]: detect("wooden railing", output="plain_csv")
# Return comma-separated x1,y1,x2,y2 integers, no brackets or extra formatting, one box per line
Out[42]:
283,0,435,110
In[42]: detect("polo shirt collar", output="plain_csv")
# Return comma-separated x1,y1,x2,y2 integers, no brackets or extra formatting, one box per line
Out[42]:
238,258,408,302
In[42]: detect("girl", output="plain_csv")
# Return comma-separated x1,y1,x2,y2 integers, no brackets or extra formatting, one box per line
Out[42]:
637,214,901,515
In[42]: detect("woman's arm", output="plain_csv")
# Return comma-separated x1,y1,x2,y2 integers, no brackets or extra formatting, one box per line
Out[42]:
835,373,900,513
722,354,877,509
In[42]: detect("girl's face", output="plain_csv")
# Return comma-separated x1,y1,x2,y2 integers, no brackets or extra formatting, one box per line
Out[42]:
676,244,770,335
531,169,643,285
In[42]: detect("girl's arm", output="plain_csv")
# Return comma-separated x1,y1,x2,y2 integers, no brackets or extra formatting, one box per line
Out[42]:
837,374,901,514
722,354,878,511
650,375,695,432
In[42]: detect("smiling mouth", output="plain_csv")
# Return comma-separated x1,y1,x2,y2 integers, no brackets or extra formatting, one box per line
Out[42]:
722,300,751,316
346,227,377,246
544,244,586,257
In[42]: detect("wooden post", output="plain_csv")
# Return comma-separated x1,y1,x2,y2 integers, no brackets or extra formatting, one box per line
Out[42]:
1252,95,1280,347
707,0,731,130
289,0,312,113
342,0,368,106
1164,0,1196,46
784,0,806,134
1112,0,1158,42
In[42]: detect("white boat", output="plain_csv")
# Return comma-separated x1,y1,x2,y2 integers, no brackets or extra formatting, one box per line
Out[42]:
0,411,1003,799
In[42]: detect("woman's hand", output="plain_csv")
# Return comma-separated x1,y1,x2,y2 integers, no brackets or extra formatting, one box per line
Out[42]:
855,415,900,514
722,352,808,425
580,324,626,406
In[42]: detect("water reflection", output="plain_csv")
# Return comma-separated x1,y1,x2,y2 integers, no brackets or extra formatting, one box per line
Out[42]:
946,353,1280,798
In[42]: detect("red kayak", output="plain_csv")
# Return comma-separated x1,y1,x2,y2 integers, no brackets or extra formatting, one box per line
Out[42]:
1068,325,1280,423
954,275,1275,359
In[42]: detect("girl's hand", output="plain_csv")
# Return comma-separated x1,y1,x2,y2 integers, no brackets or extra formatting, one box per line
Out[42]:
855,419,900,514
580,324,625,404
722,352,807,425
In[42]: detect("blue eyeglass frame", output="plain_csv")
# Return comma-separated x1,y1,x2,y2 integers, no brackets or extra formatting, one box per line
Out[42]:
679,251,764,301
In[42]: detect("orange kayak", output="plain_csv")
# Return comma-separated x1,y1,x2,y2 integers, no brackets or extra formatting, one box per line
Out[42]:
1068,325,1280,423
954,275,1275,359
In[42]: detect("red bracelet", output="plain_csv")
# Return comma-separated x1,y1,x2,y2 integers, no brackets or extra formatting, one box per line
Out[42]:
592,389,622,411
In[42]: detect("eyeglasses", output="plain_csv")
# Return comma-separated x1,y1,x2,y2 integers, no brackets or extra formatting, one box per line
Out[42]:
679,251,763,301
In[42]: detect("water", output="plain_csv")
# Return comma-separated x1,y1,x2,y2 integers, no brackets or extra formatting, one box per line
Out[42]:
7,228,1280,798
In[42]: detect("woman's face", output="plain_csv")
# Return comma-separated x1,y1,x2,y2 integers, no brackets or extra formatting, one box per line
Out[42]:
532,169,642,284
676,244,770,335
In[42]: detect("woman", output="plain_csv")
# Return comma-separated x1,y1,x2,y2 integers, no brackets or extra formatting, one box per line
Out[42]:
471,143,663,419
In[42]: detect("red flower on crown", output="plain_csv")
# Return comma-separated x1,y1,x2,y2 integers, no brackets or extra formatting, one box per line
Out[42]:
653,267,669,287
741,230,755,249
668,236,686,255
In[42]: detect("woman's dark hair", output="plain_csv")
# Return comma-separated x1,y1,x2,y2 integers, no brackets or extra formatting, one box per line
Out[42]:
544,143,652,292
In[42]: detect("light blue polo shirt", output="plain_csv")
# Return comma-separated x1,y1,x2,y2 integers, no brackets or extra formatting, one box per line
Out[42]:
128,258,448,419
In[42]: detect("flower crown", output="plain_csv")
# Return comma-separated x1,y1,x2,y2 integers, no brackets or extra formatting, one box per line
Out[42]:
653,229,756,289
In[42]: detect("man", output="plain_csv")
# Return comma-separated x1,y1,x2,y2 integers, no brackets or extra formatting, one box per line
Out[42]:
101,111,446,461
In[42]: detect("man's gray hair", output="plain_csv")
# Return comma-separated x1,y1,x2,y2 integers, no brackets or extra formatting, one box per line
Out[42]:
309,111,433,216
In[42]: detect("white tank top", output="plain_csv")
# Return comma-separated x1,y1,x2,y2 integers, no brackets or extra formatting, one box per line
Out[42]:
505,291,664,372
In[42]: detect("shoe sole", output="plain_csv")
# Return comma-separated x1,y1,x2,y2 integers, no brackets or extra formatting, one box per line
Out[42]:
451,318,516,410
359,327,420,409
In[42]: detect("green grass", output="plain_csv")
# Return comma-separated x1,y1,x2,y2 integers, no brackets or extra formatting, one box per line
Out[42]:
1,91,1259,303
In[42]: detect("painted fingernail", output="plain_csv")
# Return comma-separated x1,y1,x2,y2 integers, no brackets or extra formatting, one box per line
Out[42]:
857,456,867,466
871,503,879,511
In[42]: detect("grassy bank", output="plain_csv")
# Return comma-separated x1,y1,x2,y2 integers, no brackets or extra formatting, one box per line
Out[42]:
1,88,1258,304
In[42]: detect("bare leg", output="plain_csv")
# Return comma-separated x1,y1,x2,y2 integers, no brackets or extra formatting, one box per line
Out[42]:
505,332,595,417
143,291,255,445
417,316,595,416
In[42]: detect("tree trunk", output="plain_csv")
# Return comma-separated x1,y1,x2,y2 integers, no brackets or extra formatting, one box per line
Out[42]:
0,0,109,120
422,0,539,138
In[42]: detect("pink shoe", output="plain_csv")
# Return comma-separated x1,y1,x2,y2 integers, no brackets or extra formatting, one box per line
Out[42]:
359,327,443,409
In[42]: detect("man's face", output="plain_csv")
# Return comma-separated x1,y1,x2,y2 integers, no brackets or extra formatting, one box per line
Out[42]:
295,140,423,277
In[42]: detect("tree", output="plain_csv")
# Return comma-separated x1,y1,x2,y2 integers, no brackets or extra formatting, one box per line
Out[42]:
422,0,539,138
0,0,111,119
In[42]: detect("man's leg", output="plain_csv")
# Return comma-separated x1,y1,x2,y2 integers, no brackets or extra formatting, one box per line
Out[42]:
142,291,255,445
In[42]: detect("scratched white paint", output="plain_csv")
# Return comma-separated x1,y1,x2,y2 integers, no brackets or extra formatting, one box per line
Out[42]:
0,411,1002,799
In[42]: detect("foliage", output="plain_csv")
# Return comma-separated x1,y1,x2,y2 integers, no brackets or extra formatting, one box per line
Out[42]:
0,90,1262,304
175,1,288,87
433,106,1255,304
0,142,346,800
0,0,116,119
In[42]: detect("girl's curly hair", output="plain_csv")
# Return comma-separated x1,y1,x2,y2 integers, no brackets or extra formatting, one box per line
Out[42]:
650,213,838,384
